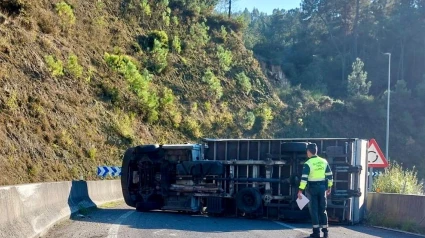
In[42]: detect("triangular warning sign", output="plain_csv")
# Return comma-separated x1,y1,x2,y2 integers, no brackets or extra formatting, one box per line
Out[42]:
368,139,389,168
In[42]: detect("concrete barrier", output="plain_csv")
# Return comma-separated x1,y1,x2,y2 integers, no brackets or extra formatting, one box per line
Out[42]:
0,180,123,238
367,192,425,230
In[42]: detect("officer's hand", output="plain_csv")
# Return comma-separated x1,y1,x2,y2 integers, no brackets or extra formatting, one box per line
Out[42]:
326,189,331,196
297,190,303,200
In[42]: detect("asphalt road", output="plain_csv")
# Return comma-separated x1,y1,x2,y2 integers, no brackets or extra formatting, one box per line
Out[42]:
44,202,422,238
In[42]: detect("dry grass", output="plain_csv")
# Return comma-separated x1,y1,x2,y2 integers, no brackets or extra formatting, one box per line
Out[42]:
0,0,274,186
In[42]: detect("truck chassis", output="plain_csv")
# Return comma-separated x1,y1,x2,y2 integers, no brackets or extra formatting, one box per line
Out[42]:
121,138,368,224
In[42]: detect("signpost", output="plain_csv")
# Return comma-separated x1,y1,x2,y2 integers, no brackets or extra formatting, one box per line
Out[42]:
367,139,389,191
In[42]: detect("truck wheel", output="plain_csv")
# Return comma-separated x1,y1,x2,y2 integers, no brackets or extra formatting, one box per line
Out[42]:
121,147,136,208
236,188,262,214
281,142,308,152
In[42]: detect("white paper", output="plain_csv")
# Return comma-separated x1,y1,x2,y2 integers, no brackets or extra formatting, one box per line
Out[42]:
296,193,309,210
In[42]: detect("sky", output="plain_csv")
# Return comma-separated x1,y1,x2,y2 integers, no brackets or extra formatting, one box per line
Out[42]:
233,0,302,14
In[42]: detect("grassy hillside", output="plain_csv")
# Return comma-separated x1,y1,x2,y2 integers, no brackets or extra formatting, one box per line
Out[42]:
0,0,285,185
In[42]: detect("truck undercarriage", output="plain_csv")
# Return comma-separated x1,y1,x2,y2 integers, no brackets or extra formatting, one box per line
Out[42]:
121,138,368,224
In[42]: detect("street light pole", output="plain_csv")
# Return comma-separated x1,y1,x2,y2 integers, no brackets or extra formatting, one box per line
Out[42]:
384,53,391,161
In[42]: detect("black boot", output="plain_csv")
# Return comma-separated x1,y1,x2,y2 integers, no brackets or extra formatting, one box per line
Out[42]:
322,228,329,238
309,228,320,238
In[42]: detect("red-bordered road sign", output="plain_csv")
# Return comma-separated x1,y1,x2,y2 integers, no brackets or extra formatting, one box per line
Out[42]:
368,139,389,168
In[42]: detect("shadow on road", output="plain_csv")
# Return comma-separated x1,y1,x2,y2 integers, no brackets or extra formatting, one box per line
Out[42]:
65,205,423,237
70,206,291,233
67,180,96,218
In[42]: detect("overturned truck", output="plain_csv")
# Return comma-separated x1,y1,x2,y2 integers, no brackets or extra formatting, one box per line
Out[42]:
121,138,368,224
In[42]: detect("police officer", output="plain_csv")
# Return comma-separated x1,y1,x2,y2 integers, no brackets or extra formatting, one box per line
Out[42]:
298,143,333,238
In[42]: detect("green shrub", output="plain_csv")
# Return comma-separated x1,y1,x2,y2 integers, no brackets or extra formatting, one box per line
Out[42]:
95,0,105,11
104,53,159,122
202,69,223,100
66,54,83,78
113,110,135,142
217,45,232,72
172,16,179,26
242,111,255,130
87,147,97,161
216,110,233,127
189,22,210,48
373,162,424,194
162,12,170,27
146,31,169,73
172,35,182,54
186,1,201,16
140,0,151,16
5,91,18,111
235,72,251,94
94,15,107,28
145,92,160,123
28,164,40,177
160,87,175,107
220,25,227,40
159,0,169,7
170,110,182,128
85,67,94,82
104,53,150,96
150,39,169,73
160,87,181,128
147,30,168,49
204,102,211,113
162,7,171,26
55,1,76,28
45,55,64,77
255,104,273,130
191,102,198,112
59,129,73,147
183,118,202,138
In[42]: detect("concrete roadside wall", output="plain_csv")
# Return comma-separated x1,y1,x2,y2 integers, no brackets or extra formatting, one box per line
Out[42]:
0,180,123,238
367,192,425,229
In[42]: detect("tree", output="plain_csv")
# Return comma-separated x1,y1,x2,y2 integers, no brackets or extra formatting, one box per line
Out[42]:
347,58,371,97
242,2,425,179
228,0,231,18
215,0,238,17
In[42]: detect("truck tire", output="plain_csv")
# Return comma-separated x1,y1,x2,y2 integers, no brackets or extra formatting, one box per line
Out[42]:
121,147,136,208
236,188,262,214
281,142,308,152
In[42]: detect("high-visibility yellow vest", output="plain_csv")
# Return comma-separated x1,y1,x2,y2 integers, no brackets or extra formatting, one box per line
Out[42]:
299,155,333,190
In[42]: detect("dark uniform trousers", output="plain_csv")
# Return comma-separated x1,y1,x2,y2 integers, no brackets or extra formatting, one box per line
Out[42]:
306,181,328,229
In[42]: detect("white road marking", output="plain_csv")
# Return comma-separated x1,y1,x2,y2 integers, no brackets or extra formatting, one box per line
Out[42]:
107,211,135,238
273,221,310,235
